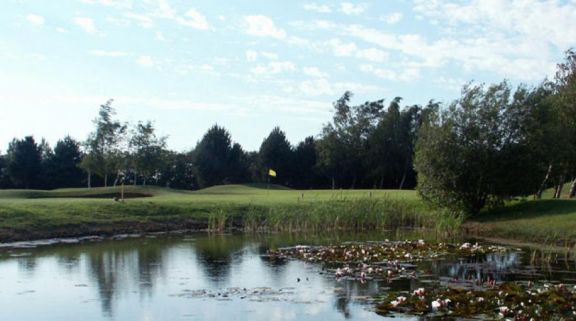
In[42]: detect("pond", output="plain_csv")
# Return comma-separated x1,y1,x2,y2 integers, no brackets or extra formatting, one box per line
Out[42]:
0,232,574,321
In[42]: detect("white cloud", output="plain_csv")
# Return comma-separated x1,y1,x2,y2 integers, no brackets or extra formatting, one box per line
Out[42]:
124,12,154,28
360,64,420,82
246,50,258,62
324,38,388,62
382,12,403,25
155,31,166,41
356,48,389,62
303,67,328,78
340,2,366,15
73,17,98,34
251,61,296,75
244,15,286,39
177,8,209,30
136,55,155,67
80,0,133,9
89,50,129,57
26,14,45,26
176,63,217,76
245,50,279,62
325,38,357,56
299,78,334,96
298,78,381,96
303,3,332,13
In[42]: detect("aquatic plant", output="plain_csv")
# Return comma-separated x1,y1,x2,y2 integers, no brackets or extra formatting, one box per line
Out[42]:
268,241,510,282
376,282,576,320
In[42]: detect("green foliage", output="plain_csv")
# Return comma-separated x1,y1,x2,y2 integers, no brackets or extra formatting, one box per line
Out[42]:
193,125,249,188
5,136,43,189
43,136,84,188
258,127,293,185
81,99,127,187
129,121,168,185
415,82,550,215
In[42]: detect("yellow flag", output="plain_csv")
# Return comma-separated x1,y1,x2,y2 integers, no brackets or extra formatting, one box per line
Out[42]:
268,169,277,177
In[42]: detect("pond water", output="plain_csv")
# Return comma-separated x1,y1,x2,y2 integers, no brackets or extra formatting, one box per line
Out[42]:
0,232,574,321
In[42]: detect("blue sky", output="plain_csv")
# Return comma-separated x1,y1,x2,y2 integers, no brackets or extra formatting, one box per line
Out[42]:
1,0,575,152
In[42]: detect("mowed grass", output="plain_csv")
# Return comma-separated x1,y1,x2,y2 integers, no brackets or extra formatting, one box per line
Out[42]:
0,184,430,242
470,183,576,244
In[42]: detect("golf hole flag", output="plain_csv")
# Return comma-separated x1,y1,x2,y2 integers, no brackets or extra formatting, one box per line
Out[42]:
268,169,277,177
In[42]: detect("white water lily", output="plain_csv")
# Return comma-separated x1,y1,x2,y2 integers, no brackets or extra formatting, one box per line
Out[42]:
499,306,509,314
431,299,441,310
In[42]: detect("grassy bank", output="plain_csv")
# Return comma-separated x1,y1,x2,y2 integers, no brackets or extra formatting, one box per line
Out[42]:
0,185,446,242
467,199,576,245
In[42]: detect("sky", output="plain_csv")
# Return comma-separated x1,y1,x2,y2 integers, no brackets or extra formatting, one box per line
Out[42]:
1,0,576,152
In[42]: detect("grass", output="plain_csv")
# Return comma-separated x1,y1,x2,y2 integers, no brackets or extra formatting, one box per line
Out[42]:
470,199,576,244
467,182,576,245
0,184,437,242
2,182,575,244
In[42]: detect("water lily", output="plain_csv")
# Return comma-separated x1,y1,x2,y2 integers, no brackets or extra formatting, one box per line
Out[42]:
499,306,509,314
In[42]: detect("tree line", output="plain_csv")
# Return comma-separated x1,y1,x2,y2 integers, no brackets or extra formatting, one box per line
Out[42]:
0,92,432,191
1,50,575,216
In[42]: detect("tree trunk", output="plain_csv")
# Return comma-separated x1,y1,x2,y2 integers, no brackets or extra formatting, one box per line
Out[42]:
569,177,576,198
87,171,92,188
379,176,384,189
104,174,108,188
554,174,566,199
134,172,137,186
399,169,407,190
535,164,552,199
331,176,335,190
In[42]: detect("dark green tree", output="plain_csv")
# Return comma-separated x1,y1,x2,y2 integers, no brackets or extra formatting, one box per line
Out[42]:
414,82,549,215
0,153,13,188
44,136,85,188
157,151,197,189
292,136,318,189
259,127,293,186
6,136,43,189
193,125,248,188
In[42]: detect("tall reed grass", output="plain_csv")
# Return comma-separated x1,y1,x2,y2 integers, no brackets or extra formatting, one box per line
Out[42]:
206,198,461,234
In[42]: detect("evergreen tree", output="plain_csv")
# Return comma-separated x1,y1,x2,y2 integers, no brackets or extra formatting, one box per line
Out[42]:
193,125,248,187
6,136,43,189
259,127,293,186
44,136,84,188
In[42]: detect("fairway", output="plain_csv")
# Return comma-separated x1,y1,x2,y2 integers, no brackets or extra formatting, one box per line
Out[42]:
0,184,419,204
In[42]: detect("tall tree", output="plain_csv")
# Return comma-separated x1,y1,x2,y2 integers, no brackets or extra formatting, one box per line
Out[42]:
292,136,318,189
317,92,384,188
129,121,167,185
193,125,248,188
6,136,43,189
554,49,576,198
414,82,549,215
81,99,127,187
259,127,293,186
44,136,84,188
156,151,197,189
0,153,13,189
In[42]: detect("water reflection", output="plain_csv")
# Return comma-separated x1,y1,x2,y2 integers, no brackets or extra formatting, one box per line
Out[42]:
0,233,574,321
